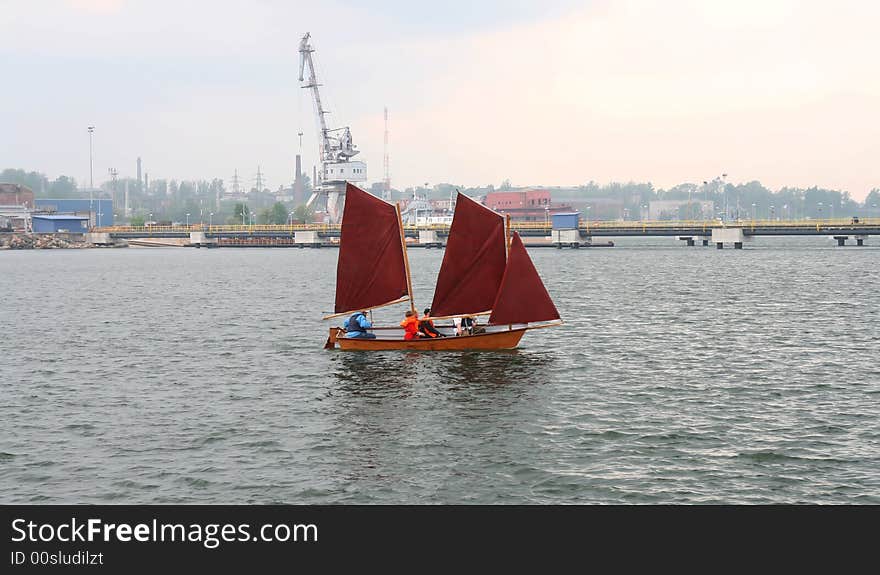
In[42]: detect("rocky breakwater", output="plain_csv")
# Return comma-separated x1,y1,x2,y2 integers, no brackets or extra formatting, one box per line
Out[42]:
0,233,90,250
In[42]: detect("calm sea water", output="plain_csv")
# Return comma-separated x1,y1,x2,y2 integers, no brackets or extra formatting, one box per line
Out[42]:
1,238,879,504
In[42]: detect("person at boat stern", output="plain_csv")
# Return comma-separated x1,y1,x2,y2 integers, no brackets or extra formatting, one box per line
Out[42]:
419,308,445,338
343,311,376,339
400,310,423,340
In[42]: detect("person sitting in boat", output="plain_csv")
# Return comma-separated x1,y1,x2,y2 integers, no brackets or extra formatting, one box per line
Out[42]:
460,315,475,335
400,310,423,340
418,308,445,338
343,310,376,339
454,315,484,336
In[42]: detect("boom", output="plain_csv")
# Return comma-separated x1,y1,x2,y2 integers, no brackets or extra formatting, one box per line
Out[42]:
298,32,360,167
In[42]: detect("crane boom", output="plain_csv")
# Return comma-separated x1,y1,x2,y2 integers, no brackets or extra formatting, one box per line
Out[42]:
298,32,366,219
298,32,360,167
298,33,331,164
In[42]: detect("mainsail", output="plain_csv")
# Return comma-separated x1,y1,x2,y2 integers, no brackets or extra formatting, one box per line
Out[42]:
333,183,409,314
488,232,560,325
429,192,507,317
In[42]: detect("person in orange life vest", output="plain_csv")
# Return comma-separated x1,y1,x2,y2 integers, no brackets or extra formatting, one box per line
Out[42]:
419,308,445,338
400,310,422,340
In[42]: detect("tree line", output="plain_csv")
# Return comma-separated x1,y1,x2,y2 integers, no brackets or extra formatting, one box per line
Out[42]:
3,167,878,222
0,168,315,225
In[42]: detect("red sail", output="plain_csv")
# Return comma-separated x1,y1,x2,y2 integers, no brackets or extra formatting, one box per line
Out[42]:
334,183,409,314
430,192,507,317
488,232,560,325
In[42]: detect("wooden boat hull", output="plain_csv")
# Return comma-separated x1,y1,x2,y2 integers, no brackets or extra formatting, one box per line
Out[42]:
332,327,526,351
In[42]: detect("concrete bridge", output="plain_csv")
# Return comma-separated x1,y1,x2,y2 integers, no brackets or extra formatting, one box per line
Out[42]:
92,218,880,248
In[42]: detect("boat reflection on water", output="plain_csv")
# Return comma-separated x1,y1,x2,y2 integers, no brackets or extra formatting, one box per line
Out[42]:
441,350,555,389
326,349,558,496
329,352,416,398
330,349,556,394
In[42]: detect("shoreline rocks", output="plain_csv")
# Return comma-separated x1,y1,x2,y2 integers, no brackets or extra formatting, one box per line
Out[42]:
0,233,91,250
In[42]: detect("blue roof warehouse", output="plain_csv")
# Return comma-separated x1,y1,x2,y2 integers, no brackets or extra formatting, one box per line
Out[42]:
32,215,90,234
34,198,113,227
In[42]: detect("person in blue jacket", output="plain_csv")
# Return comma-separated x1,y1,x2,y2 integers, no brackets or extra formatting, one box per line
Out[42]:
343,311,376,338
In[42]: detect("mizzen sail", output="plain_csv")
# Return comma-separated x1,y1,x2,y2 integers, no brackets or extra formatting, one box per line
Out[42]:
430,192,507,317
488,232,560,325
334,183,409,314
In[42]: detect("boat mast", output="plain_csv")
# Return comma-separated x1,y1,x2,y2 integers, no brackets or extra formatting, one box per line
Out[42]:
505,213,512,330
396,202,416,314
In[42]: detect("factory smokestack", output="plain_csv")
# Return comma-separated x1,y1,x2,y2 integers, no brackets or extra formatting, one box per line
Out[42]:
294,154,303,204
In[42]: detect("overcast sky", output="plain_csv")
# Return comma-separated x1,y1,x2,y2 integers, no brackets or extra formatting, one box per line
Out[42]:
1,0,878,200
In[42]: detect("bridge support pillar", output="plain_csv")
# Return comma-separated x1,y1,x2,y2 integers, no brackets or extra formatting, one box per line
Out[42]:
85,232,113,246
855,235,866,246
418,230,443,248
711,228,745,250
295,231,322,247
189,232,216,248
552,229,581,248
702,239,709,246
833,236,848,247
677,235,701,247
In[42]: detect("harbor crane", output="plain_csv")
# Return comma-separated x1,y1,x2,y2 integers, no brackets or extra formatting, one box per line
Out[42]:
298,32,366,222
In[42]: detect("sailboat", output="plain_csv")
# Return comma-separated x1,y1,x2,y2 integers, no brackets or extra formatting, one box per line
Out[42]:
324,183,562,350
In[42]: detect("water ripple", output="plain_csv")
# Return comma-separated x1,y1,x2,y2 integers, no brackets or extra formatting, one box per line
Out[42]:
1,243,879,503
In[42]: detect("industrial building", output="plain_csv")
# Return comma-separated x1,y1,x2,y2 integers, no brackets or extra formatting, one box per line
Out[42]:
484,190,573,221
31,215,90,234
0,183,35,209
0,184,35,231
35,198,113,227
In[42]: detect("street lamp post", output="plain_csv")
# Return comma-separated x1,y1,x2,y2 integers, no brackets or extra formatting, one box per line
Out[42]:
642,204,648,221
770,205,775,221
817,202,823,220
752,203,757,221
87,126,94,228
209,212,214,228
97,212,103,227
186,213,190,226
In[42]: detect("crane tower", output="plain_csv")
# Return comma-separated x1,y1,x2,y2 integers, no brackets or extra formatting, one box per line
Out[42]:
299,32,366,223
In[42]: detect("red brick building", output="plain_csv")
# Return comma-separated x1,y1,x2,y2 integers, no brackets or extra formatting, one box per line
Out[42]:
484,189,571,221
0,183,34,209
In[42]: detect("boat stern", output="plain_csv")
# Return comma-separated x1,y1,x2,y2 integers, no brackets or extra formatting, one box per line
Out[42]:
324,326,344,349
